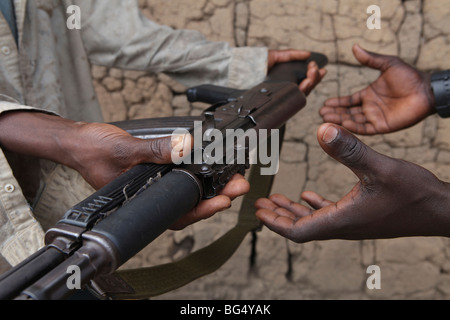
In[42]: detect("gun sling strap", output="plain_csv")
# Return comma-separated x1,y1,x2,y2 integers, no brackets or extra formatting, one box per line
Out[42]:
97,128,286,300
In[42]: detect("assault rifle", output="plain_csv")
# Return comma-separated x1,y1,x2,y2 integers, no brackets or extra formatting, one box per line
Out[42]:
0,53,327,300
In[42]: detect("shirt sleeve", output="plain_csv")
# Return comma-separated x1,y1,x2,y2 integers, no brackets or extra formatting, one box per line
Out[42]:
74,0,268,89
0,94,61,116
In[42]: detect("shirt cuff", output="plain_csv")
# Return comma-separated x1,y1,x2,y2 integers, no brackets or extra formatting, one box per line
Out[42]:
0,95,61,117
227,47,268,89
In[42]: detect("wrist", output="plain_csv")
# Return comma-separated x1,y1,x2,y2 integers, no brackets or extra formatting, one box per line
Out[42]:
423,72,436,112
0,112,79,165
57,120,92,171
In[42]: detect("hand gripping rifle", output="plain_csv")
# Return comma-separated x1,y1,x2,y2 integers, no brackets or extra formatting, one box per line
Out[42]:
0,53,327,300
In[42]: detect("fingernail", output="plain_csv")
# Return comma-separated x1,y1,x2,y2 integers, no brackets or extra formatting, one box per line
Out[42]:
171,134,187,157
322,126,339,144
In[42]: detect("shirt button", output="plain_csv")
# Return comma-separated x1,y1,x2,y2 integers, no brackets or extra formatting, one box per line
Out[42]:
1,46,11,55
4,184,15,193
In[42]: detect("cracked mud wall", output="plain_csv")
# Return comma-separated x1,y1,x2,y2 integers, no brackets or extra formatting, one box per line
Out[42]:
92,0,450,299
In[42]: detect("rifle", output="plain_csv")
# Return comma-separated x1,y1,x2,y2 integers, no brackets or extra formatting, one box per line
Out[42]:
0,53,327,300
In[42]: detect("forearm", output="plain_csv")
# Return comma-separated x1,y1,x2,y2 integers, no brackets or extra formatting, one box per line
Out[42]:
422,179,450,238
0,111,80,168
76,0,268,89
420,71,437,115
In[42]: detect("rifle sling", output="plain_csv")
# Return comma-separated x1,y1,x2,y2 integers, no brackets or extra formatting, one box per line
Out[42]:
104,128,285,300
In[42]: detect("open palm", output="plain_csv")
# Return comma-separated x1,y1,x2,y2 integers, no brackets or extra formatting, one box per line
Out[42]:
255,124,450,243
320,45,436,135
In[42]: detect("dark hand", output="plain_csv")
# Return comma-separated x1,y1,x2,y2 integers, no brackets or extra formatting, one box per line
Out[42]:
71,124,250,228
255,123,450,243
0,112,250,229
170,174,250,230
67,121,189,189
0,112,178,189
320,44,436,135
268,49,327,96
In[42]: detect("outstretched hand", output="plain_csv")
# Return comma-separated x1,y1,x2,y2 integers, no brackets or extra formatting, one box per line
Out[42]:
320,44,436,135
268,49,327,96
255,123,450,243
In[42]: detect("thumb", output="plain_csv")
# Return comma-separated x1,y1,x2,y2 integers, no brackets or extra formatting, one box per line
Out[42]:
138,133,193,164
317,123,386,181
352,44,393,72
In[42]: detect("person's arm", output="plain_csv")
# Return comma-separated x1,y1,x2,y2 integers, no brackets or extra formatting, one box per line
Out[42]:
255,123,450,242
319,44,436,135
75,0,265,89
0,111,177,189
75,1,325,93
0,110,250,229
268,49,327,96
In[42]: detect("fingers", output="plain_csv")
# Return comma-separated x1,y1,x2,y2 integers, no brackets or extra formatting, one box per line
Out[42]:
322,90,363,109
299,61,327,96
320,109,366,127
255,207,299,240
170,174,249,230
320,102,377,135
255,194,313,219
219,174,251,200
268,49,327,95
192,174,250,218
255,196,335,243
320,91,363,124
137,133,193,164
320,104,365,123
320,90,378,135
301,191,333,210
170,195,232,230
278,49,312,62
318,58,366,132
255,195,305,240
170,133,194,164
268,49,312,69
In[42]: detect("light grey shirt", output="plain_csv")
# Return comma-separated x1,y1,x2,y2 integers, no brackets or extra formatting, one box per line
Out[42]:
0,0,268,269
